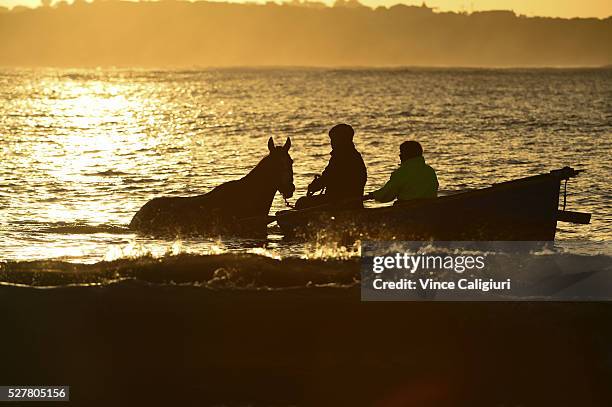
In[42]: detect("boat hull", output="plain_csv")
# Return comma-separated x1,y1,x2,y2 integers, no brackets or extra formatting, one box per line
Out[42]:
276,168,582,241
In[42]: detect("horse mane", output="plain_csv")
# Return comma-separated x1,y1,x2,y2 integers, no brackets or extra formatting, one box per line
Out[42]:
243,152,274,181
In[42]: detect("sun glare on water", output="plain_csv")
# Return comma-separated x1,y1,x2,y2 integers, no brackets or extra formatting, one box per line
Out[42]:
1,73,179,261
28,78,160,224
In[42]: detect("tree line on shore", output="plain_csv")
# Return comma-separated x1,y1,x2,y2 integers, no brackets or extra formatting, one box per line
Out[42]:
1,0,610,67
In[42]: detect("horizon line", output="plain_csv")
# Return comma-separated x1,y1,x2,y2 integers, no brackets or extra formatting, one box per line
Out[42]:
2,64,612,70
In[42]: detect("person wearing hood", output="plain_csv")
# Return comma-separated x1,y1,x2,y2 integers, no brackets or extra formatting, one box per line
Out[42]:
296,124,367,210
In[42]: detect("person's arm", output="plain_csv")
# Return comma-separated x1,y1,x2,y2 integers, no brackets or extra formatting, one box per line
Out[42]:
371,170,402,203
307,175,324,195
318,156,337,185
308,156,336,194
433,170,440,196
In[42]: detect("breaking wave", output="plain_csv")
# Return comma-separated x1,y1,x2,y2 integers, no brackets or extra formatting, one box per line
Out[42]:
1,250,610,291
0,253,360,289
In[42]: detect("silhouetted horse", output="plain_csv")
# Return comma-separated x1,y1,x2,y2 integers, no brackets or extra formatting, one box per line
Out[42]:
130,137,294,236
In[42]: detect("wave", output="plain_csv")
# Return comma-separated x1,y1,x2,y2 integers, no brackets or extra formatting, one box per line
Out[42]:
86,170,129,177
0,253,360,289
1,250,611,292
39,224,132,235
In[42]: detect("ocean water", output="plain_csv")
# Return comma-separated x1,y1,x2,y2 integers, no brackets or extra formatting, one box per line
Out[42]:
1,68,611,286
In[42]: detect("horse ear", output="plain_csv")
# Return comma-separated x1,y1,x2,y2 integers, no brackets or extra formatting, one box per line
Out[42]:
283,137,291,152
268,137,275,152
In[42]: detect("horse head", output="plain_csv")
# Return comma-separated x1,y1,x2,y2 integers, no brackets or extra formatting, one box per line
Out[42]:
267,137,295,199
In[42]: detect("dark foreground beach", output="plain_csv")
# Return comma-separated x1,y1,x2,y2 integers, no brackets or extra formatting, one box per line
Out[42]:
2,282,611,406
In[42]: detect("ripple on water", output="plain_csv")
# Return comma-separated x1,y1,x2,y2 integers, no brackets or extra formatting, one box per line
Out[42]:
0,68,610,262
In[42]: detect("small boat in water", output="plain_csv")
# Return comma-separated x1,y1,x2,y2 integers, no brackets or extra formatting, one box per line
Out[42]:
275,167,591,241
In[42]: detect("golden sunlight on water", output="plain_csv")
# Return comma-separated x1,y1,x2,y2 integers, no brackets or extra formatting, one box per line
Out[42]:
1,68,610,262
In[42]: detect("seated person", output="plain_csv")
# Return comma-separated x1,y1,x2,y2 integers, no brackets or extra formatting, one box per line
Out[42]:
295,124,367,210
365,141,438,203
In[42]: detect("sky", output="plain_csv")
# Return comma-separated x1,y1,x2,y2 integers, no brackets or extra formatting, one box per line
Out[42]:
0,0,611,18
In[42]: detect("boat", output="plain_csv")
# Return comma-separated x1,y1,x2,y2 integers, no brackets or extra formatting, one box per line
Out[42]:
275,167,591,241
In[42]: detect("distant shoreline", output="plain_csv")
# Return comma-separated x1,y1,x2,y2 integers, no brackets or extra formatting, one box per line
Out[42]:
1,65,611,70
1,2,611,21
2,2,610,67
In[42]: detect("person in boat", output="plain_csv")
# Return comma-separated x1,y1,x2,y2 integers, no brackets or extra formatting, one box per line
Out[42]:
365,141,438,204
295,124,367,210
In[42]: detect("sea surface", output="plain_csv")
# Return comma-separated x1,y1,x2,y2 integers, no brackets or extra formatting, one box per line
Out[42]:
1,67,611,287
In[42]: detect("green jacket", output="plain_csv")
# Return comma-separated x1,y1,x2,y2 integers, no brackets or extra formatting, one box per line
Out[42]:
372,156,439,203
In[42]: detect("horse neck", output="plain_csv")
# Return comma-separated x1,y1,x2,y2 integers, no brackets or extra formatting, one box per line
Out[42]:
241,156,278,214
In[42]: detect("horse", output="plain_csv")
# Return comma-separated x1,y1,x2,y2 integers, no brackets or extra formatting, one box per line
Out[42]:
129,137,294,236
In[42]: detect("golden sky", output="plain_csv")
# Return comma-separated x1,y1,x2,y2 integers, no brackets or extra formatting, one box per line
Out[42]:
1,0,610,18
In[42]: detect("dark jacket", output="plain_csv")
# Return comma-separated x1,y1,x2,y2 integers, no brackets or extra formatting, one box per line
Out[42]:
310,144,367,206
